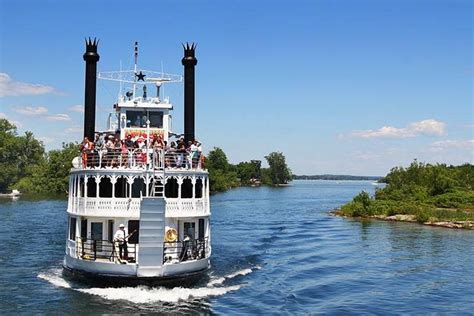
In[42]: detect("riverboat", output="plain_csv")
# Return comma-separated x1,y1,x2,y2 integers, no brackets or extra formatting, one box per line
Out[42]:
63,39,210,285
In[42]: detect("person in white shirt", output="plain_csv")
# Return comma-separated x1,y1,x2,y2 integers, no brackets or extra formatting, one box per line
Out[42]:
113,224,128,260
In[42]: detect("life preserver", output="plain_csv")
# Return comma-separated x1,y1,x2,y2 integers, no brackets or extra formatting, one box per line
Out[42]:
165,228,178,242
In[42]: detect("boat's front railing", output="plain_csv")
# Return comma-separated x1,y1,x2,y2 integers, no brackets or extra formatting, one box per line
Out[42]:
77,149,204,171
75,237,137,263
163,237,209,264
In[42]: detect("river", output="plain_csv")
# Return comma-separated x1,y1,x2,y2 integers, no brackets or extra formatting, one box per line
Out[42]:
1,180,473,314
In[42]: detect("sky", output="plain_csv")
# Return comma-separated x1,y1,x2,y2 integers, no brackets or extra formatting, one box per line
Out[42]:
0,0,472,176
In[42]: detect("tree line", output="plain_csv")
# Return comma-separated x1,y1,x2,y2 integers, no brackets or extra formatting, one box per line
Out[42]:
205,147,292,192
0,118,292,194
338,160,474,223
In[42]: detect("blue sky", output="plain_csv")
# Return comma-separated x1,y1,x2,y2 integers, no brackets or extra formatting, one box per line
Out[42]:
0,0,472,175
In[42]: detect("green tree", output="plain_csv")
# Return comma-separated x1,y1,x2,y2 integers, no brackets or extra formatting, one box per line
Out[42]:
206,147,239,192
236,160,261,184
0,119,45,192
264,152,292,185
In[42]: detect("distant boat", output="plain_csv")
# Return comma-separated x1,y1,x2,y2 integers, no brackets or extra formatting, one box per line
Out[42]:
0,189,21,198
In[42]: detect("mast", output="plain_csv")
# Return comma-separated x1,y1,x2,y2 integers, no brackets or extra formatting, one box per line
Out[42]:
133,41,138,98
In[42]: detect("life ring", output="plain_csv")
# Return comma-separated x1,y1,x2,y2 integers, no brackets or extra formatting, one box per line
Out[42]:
165,228,178,242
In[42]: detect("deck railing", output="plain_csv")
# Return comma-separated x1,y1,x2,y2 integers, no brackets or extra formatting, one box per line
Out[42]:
74,237,209,265
70,197,208,217
76,237,137,263
163,237,209,264
78,149,203,171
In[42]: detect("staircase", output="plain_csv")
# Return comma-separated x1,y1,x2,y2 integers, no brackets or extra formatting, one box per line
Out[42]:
137,198,165,277
137,150,166,277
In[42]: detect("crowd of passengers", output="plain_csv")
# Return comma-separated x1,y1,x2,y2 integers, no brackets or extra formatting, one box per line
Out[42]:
80,133,204,169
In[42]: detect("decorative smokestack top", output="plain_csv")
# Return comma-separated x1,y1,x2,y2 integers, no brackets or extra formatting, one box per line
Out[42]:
83,37,100,62
182,42,197,66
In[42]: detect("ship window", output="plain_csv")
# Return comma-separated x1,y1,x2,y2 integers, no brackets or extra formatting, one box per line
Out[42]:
79,177,85,197
81,219,87,239
115,176,128,198
131,177,145,198
127,111,146,128
91,222,103,252
128,220,140,244
99,177,113,198
108,220,114,242
184,222,196,240
148,112,163,128
165,178,178,198
126,110,163,128
69,217,77,240
195,179,203,198
198,219,205,240
87,177,97,197
181,179,193,199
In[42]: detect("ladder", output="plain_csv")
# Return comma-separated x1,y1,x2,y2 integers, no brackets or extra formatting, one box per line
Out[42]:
150,149,165,198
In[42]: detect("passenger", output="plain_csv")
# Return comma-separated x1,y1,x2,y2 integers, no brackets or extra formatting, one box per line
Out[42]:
120,139,128,167
80,137,93,168
113,224,128,261
113,136,121,168
125,134,135,149
190,140,199,168
94,134,106,167
166,141,177,168
177,142,187,168
105,135,115,167
196,141,203,169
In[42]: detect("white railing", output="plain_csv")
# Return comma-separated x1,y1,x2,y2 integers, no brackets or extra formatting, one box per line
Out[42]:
165,198,209,217
69,197,209,218
72,197,142,217
77,149,204,171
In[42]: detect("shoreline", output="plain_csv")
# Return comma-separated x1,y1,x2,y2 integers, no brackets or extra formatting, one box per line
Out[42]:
331,210,474,230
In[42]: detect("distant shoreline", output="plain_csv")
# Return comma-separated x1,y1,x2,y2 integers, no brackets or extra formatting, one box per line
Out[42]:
293,175,382,181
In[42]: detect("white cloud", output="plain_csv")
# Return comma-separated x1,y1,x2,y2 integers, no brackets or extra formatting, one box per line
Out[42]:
69,104,84,113
13,106,48,116
46,114,71,121
0,73,58,97
350,119,446,139
0,112,23,128
66,126,82,133
38,136,55,145
430,139,474,151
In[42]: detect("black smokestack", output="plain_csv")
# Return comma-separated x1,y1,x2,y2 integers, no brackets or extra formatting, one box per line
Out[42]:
182,43,197,143
83,38,100,140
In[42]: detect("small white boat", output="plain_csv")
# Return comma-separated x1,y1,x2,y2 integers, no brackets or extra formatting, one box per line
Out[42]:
0,190,21,198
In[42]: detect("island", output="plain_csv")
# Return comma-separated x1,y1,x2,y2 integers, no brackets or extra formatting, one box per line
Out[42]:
333,160,474,230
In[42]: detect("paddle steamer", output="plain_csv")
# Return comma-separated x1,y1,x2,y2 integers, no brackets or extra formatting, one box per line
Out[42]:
63,39,210,284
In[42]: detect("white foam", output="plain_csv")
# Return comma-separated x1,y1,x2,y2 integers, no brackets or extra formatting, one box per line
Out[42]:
79,285,241,303
207,267,255,286
38,269,72,289
37,266,257,303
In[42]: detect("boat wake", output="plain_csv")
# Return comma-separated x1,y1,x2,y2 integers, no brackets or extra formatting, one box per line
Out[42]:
38,267,258,304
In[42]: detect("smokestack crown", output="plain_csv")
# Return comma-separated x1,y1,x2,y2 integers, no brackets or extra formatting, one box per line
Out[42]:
84,37,100,62
182,42,197,66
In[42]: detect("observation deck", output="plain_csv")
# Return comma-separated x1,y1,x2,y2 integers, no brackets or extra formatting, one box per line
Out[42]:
68,148,210,218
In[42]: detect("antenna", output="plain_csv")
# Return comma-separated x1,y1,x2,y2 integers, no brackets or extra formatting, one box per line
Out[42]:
133,41,138,98
119,60,123,98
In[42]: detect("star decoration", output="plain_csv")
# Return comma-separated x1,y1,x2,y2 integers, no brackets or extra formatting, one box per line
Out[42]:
136,71,146,81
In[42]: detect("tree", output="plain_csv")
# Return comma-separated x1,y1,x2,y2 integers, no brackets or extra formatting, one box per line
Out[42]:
206,147,239,192
264,152,292,185
236,160,261,184
0,119,45,192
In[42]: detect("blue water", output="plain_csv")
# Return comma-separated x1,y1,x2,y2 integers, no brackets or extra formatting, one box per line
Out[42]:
1,180,473,314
